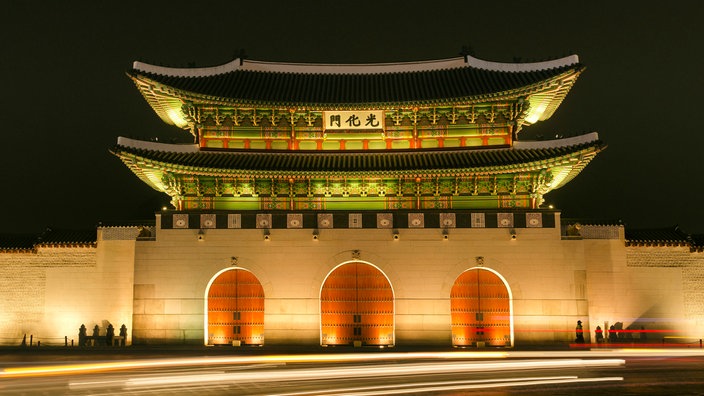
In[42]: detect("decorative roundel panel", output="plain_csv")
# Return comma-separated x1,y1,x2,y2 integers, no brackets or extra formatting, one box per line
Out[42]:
256,214,273,229
318,213,334,229
377,213,393,228
201,214,216,229
526,213,543,228
440,213,456,228
287,214,303,228
497,213,513,228
173,214,189,229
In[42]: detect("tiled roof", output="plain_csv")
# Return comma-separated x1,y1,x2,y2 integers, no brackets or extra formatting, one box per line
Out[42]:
0,228,97,250
691,234,704,250
625,226,690,246
111,139,604,176
129,57,582,106
97,220,156,227
37,228,97,246
561,218,624,227
0,233,39,250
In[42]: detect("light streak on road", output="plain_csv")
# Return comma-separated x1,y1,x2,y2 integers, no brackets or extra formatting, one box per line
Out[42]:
3,350,702,395
62,359,624,391
4,347,704,378
0,351,505,378
269,376,626,396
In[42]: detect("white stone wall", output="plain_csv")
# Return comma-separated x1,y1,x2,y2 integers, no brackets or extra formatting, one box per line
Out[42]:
0,247,97,345
3,221,700,347
626,246,704,338
132,217,607,346
0,228,137,346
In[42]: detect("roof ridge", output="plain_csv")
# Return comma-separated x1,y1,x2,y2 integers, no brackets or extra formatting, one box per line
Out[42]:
132,54,580,78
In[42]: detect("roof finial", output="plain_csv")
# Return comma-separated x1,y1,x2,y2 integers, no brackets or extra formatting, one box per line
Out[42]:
460,45,474,63
235,49,248,66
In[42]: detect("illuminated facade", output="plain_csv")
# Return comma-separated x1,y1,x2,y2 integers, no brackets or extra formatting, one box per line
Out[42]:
115,55,599,212
1,54,702,348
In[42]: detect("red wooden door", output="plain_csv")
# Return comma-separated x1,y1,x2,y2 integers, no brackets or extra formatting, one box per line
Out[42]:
207,269,265,345
321,263,394,346
451,268,510,347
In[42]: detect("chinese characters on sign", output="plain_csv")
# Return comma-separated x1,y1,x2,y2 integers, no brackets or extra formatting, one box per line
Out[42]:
323,110,385,131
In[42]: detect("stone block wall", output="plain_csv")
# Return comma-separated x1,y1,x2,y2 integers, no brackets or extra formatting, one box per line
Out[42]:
131,217,599,346
0,247,96,345
626,246,704,337
0,227,137,346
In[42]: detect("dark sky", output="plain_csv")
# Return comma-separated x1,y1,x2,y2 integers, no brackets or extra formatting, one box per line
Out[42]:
2,1,702,234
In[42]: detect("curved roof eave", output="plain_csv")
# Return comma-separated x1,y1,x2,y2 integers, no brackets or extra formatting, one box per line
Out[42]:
111,138,604,183
131,66,582,118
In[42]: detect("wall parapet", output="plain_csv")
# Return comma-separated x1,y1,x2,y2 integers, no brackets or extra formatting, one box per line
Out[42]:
560,220,623,240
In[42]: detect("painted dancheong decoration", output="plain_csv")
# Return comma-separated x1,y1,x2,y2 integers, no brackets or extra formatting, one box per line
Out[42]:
112,54,603,212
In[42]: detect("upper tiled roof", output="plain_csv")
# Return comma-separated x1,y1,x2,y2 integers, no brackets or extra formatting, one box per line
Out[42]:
129,55,583,106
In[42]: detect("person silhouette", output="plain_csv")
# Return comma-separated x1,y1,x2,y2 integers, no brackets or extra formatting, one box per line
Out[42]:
595,325,604,344
106,324,115,346
119,324,128,346
78,324,87,347
575,320,585,343
609,325,618,342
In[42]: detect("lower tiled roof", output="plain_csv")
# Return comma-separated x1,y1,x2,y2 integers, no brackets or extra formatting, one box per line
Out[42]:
111,140,604,175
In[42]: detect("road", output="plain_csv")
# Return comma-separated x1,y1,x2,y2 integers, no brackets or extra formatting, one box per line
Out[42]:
1,349,703,395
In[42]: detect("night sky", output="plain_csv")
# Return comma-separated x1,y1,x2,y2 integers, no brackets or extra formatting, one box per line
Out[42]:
2,1,702,235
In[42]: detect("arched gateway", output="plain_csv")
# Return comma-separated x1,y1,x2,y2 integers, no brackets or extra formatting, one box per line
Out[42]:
205,268,264,345
320,262,394,346
451,267,513,347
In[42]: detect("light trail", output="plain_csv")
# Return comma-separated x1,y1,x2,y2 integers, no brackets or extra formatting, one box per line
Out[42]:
269,376,626,396
73,359,622,390
0,351,506,378
4,348,702,378
62,359,625,394
269,376,583,395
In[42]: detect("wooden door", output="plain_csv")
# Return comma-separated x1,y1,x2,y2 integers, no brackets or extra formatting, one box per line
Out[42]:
451,268,511,347
321,263,394,346
207,269,265,345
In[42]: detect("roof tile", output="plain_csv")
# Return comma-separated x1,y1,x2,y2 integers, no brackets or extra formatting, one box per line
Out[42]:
131,63,581,106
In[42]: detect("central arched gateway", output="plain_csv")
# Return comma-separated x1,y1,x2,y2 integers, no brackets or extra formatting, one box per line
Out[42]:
205,268,265,346
451,267,513,347
320,262,394,346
